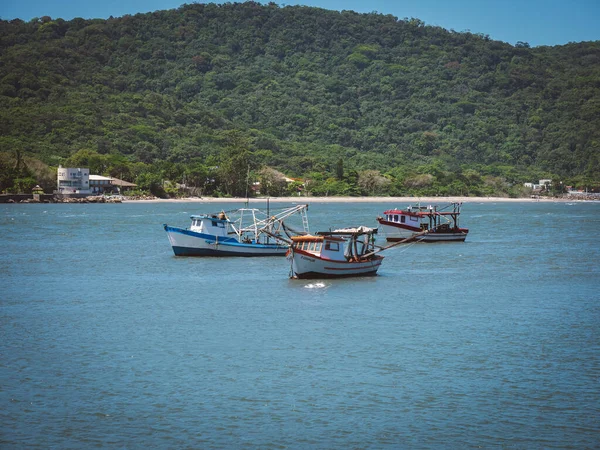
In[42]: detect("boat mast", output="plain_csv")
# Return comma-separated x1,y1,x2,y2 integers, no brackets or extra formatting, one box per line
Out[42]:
251,209,258,242
266,198,270,244
244,165,250,208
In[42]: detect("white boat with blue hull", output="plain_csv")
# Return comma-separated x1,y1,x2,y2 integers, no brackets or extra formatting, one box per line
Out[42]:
164,204,309,257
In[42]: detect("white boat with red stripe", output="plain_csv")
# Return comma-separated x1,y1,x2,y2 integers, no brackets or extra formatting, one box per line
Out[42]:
377,202,469,242
288,227,383,279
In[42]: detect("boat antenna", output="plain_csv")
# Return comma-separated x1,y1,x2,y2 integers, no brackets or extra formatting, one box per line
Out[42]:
245,165,250,207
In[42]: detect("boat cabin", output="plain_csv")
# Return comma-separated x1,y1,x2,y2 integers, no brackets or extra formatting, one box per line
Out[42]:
321,228,377,260
291,235,347,261
189,213,230,237
382,209,422,227
381,203,462,232
291,227,377,262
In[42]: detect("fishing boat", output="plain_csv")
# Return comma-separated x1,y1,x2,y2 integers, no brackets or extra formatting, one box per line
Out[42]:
287,227,384,279
377,202,469,242
163,204,309,256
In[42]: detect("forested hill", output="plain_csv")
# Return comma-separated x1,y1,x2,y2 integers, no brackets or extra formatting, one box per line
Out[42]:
1,2,599,197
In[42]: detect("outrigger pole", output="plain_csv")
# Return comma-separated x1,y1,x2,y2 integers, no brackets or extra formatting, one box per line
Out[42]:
261,228,292,245
362,229,430,258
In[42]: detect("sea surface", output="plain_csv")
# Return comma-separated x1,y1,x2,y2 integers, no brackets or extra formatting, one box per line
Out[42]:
1,200,599,449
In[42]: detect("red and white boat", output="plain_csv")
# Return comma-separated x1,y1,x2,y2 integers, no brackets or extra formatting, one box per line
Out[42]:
288,227,383,279
377,202,469,242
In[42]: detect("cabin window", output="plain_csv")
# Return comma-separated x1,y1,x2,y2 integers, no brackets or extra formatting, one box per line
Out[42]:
401,216,406,223
325,242,339,251
297,241,322,252
394,215,399,222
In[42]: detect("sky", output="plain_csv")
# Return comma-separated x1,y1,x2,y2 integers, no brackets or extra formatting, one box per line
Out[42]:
1,0,599,47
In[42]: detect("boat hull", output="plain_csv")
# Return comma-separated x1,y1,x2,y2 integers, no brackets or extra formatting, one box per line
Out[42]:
164,225,288,256
378,221,468,242
290,250,384,279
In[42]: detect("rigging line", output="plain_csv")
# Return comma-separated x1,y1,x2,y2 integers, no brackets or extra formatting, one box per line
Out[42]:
280,223,307,236
281,222,295,239
204,207,242,216
208,206,281,217
363,229,429,258
393,238,421,253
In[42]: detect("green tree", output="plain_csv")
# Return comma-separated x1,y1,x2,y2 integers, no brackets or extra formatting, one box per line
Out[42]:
0,2,598,197
65,149,108,175
135,172,167,198
13,176,37,193
257,167,287,197
336,158,344,180
219,148,251,197
357,170,391,195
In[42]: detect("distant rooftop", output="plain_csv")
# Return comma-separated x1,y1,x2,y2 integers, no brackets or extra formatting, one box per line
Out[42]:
89,175,136,187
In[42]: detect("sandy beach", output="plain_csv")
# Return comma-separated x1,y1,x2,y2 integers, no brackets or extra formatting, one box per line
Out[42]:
122,195,581,204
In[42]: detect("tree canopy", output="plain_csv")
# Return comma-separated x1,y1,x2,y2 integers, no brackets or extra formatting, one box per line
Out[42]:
1,2,599,196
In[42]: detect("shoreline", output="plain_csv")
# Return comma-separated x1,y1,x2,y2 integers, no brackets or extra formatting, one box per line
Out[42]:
122,195,592,204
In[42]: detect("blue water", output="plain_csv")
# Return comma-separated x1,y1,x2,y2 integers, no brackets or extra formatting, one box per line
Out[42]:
1,200,599,448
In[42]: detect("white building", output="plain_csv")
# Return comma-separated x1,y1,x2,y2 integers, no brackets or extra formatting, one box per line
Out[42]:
89,175,113,194
524,179,552,191
89,175,137,194
57,166,91,194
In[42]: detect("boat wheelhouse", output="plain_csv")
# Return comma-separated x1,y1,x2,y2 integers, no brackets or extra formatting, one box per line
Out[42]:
164,205,309,257
377,202,468,242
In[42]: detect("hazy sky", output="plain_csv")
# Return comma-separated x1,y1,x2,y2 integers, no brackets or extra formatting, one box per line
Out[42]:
1,0,599,47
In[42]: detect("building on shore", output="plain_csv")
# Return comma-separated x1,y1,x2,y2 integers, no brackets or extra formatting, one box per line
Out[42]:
89,175,137,194
57,166,137,195
89,175,112,194
57,166,91,194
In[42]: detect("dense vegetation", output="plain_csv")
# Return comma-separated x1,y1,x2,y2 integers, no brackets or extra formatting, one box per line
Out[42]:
1,2,599,197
